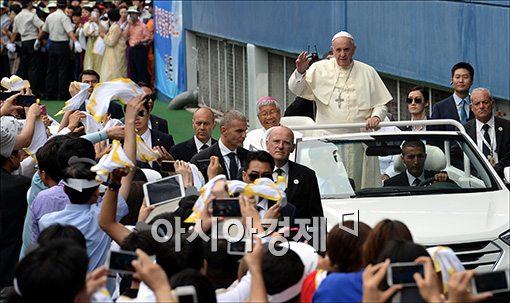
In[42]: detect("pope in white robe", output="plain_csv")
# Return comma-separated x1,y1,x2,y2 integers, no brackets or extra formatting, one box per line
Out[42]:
288,31,393,188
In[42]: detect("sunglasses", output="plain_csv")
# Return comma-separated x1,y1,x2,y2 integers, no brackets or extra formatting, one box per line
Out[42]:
406,97,424,104
138,110,147,117
248,172,274,182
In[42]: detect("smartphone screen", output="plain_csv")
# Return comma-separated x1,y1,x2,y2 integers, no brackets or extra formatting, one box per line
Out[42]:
212,198,241,217
388,263,424,286
107,250,138,274
227,240,246,255
161,160,175,173
175,286,197,303
473,270,509,294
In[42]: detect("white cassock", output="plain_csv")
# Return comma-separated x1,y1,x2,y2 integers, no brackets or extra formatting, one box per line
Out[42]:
288,58,393,188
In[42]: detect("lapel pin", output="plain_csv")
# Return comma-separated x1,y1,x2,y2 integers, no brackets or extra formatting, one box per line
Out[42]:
498,127,503,131
293,179,299,185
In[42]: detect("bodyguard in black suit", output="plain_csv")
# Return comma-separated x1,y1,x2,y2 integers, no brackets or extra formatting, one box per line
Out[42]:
135,96,174,173
384,140,450,187
191,110,249,181
266,126,323,221
170,107,217,162
241,151,296,223
430,62,475,131
464,88,510,179
149,115,169,134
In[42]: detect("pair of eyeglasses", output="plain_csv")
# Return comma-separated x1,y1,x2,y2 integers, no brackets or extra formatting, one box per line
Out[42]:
138,110,147,117
406,97,423,104
248,172,274,182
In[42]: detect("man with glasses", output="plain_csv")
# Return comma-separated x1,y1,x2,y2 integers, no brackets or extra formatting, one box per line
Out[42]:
430,62,475,131
244,96,302,151
241,150,295,221
464,88,510,180
383,140,449,187
135,95,174,172
266,126,322,222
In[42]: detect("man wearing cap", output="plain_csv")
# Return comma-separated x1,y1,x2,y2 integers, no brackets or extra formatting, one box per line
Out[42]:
288,31,392,131
10,0,45,97
123,6,150,84
0,101,41,298
244,96,302,152
37,0,83,100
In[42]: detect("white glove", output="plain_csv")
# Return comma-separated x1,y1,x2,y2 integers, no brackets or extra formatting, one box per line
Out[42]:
6,43,16,53
74,40,82,53
34,39,40,50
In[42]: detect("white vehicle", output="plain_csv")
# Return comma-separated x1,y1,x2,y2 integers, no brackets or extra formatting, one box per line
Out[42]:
287,119,510,272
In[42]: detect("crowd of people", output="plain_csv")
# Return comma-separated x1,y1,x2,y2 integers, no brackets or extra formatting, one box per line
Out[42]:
1,5,509,302
1,0,154,100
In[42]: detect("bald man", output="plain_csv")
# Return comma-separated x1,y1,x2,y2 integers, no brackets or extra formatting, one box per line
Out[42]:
266,126,323,221
170,107,217,162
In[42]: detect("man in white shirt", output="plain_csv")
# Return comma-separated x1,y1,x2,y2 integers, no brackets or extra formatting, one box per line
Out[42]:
464,88,510,179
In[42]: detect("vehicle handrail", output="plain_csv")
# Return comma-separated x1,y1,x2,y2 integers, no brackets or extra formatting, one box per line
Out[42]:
286,119,466,133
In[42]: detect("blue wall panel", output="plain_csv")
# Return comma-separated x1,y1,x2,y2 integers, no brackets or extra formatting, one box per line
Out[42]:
183,0,510,100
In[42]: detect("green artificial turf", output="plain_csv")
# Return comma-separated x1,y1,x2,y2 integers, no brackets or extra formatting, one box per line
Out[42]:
41,100,221,144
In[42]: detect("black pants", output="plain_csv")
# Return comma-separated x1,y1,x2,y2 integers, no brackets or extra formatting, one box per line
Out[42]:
17,40,44,97
46,41,70,100
0,52,9,80
129,44,149,84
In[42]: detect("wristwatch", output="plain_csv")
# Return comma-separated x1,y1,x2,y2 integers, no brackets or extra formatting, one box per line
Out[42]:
108,182,121,191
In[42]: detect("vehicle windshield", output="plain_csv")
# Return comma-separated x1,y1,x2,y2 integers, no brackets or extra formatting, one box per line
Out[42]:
295,133,501,198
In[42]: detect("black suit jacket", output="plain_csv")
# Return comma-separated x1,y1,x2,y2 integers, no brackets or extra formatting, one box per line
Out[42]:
150,114,169,134
384,170,437,187
170,137,218,162
190,142,249,182
464,117,510,178
137,129,175,173
430,95,474,131
285,161,323,221
0,170,31,287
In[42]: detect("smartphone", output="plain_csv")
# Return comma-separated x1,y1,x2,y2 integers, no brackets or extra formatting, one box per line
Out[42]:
0,91,16,100
17,95,37,107
227,240,247,256
40,104,47,116
387,262,424,286
212,198,241,217
472,270,510,294
91,11,98,18
174,286,198,303
161,160,175,173
106,250,138,275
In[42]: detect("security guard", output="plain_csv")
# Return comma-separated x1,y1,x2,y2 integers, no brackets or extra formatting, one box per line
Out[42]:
37,0,82,100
